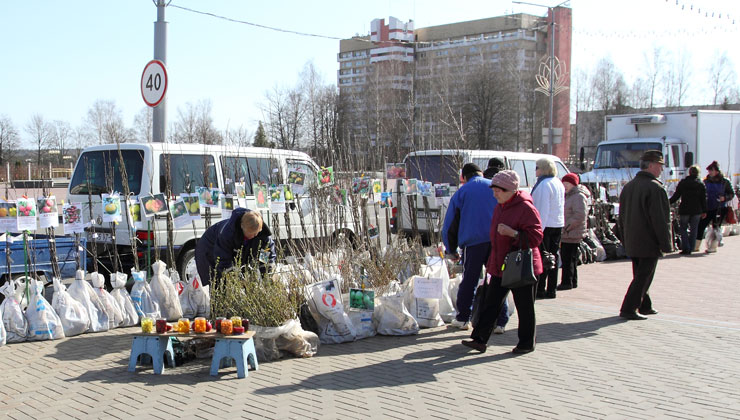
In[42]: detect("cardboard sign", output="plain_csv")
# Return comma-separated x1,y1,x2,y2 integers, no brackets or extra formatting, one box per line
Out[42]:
62,202,85,234
413,276,443,299
101,193,122,223
38,196,59,228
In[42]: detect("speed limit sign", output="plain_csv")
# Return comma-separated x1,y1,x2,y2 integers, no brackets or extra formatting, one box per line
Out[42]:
140,60,168,107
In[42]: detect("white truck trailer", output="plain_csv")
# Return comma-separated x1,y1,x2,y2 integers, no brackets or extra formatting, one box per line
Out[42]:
580,110,740,204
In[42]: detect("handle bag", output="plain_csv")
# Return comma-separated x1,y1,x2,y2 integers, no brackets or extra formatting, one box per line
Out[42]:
501,231,538,289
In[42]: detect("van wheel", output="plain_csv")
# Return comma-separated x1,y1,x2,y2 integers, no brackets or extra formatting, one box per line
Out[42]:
178,248,198,285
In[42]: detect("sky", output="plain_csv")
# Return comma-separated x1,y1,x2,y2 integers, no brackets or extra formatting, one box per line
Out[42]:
1,0,739,148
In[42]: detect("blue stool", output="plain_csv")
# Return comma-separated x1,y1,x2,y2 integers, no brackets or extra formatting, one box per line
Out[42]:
128,335,176,374
210,335,259,379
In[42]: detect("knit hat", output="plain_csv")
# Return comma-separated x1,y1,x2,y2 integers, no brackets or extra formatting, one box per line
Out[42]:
490,170,520,191
562,173,580,186
461,163,482,179
706,161,720,171
487,157,505,169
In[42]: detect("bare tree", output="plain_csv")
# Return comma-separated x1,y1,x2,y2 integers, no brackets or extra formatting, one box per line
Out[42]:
642,47,664,110
591,57,628,113
0,115,20,167
133,107,153,143
261,85,305,150
171,100,222,144
50,120,73,165
25,114,52,166
708,51,737,106
629,77,652,110
84,100,130,144
224,125,252,147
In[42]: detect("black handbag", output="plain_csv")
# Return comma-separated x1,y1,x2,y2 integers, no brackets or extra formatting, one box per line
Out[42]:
470,282,488,329
501,232,538,289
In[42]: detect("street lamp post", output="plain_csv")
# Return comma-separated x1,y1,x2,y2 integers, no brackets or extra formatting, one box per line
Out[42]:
513,0,569,155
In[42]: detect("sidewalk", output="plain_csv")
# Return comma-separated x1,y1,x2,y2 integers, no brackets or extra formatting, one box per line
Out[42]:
1,237,739,419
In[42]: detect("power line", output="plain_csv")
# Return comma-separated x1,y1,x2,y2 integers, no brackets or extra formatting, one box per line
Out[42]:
169,3,345,40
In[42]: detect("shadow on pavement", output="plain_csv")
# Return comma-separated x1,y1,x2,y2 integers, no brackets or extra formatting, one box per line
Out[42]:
255,345,515,395
49,331,133,361
533,316,624,344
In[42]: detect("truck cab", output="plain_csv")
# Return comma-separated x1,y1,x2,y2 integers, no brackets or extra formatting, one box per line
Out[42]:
581,137,689,203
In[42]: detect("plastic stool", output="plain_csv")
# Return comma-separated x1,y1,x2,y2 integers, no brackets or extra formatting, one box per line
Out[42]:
210,337,259,378
128,335,176,374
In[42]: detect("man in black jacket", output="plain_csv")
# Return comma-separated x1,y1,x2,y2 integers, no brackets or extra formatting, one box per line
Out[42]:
618,150,673,320
669,165,707,255
195,208,276,287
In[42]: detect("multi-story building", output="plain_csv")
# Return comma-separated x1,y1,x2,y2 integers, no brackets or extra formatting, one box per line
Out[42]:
338,9,572,162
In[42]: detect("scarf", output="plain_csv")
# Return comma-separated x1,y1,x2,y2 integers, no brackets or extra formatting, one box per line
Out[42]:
531,174,554,194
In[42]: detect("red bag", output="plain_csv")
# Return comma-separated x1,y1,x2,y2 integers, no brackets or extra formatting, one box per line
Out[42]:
726,208,737,225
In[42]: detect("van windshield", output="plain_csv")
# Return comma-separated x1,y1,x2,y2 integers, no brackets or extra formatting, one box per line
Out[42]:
69,150,144,195
405,155,463,186
594,142,661,169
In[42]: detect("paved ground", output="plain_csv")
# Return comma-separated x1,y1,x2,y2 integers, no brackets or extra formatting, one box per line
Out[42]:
1,236,739,419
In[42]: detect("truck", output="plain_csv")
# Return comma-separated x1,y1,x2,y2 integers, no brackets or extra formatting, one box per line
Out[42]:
580,110,740,207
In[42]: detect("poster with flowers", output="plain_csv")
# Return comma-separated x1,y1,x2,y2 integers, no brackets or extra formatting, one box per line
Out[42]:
62,202,85,234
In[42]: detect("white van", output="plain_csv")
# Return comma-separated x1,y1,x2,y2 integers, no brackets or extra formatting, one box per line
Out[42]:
67,143,372,282
395,149,569,240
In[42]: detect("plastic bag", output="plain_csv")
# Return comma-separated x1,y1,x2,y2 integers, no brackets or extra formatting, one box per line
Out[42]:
0,306,5,346
67,270,109,333
273,319,319,358
448,274,462,311
347,309,376,340
129,269,161,320
91,272,124,329
149,261,183,321
110,272,138,327
706,225,722,253
0,280,27,343
403,276,445,328
175,271,196,319
252,320,297,362
421,260,455,323
25,279,65,341
374,292,419,336
305,279,356,344
186,265,210,318
51,277,90,336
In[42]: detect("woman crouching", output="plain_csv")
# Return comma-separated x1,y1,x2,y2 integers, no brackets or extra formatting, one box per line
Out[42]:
462,170,543,354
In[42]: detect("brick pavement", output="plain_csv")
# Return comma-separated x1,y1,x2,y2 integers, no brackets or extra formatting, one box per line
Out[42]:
1,237,739,419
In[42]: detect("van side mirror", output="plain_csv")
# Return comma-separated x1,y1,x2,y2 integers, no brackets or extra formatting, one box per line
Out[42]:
579,147,585,171
684,151,694,167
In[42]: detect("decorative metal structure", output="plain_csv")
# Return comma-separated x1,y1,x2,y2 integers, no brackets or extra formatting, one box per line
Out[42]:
535,55,569,97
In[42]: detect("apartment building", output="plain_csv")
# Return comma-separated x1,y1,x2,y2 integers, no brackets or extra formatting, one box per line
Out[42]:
338,8,572,161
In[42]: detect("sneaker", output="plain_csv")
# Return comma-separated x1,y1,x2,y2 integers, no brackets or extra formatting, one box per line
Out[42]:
493,326,505,334
449,319,470,330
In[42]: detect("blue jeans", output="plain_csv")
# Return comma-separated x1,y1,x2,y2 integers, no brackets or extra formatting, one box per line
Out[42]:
679,214,701,253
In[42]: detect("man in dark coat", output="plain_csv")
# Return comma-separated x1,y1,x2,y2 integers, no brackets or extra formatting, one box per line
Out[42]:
618,150,673,320
669,165,707,255
195,208,276,287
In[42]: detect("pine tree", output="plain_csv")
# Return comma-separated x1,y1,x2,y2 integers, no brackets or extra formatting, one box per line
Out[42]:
253,121,272,147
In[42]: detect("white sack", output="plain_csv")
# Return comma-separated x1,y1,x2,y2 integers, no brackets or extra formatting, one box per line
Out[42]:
51,277,90,336
186,265,210,318
149,261,183,321
25,280,65,341
67,270,109,333
347,309,376,340
110,272,138,327
91,272,124,329
374,292,419,336
403,276,445,328
0,281,27,343
421,260,455,323
305,279,356,344
129,269,161,321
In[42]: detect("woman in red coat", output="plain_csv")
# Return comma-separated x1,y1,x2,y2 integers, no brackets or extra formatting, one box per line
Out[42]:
463,170,543,354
